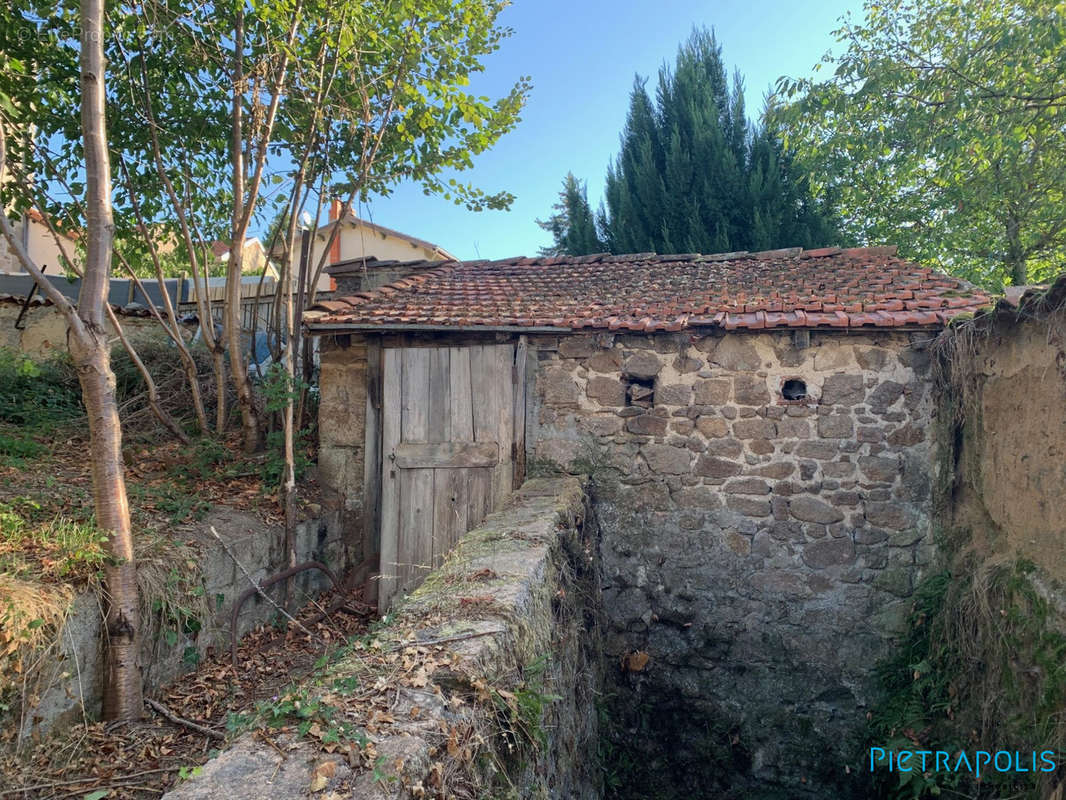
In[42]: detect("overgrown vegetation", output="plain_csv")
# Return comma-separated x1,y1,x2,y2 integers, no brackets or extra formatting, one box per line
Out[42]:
1,344,312,522
867,559,1066,799
0,348,83,426
0,497,108,580
0,347,83,468
259,363,315,486
483,654,560,756
0,340,220,460
106,338,225,440
0,344,316,735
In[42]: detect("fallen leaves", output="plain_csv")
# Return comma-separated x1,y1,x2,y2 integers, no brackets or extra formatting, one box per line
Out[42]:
0,587,370,800
457,595,494,608
309,758,337,792
622,650,651,672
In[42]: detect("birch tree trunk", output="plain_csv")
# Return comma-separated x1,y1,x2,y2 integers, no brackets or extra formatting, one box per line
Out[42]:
77,0,142,719
225,6,261,454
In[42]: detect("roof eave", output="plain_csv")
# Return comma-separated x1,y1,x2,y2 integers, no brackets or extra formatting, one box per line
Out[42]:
305,321,950,336
305,322,573,335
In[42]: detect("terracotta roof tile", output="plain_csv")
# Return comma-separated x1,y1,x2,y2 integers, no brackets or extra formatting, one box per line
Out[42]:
305,247,992,332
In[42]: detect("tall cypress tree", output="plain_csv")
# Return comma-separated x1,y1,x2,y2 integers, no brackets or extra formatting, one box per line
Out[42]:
601,79,665,255
536,172,605,256
591,28,839,255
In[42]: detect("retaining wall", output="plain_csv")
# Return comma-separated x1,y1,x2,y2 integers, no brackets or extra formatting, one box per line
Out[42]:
164,477,603,800
940,283,1066,584
7,507,348,742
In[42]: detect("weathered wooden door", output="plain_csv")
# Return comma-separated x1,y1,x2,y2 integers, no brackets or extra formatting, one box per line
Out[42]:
378,342,524,608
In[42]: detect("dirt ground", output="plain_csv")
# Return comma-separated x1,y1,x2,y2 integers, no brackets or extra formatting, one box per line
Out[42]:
0,586,372,799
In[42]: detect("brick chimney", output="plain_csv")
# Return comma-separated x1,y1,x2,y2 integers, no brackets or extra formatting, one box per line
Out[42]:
328,198,342,264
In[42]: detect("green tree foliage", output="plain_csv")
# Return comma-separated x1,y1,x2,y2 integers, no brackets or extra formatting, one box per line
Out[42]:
777,0,1066,289
1,0,531,450
594,28,839,256
536,172,604,256
0,0,530,260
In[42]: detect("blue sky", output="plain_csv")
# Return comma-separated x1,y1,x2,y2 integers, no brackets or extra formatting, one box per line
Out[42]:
350,0,864,260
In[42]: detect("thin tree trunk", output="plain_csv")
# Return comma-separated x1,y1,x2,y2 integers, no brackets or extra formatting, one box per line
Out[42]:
128,49,225,434
78,0,142,720
105,305,190,444
1006,212,1027,286
0,0,143,720
225,4,260,453
71,332,142,719
116,159,209,434
281,223,299,610
0,166,141,716
224,2,303,454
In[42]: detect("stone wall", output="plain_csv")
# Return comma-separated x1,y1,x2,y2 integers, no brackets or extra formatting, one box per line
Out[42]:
316,334,373,565
164,477,603,800
0,301,164,358
527,328,938,798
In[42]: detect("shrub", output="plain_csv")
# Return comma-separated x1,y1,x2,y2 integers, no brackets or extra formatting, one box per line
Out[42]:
0,347,82,427
867,561,1066,799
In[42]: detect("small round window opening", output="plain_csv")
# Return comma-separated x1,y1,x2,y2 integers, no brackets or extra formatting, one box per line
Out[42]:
782,379,808,401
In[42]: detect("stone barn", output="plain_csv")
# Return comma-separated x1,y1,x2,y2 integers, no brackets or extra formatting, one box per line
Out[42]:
304,245,990,797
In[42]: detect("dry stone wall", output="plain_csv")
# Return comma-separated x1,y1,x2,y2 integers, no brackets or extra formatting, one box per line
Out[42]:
0,302,166,358
527,328,938,798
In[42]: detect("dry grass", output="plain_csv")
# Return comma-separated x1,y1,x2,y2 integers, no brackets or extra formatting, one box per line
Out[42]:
135,534,214,672
0,574,79,751
931,284,1066,426
930,314,990,425
0,575,74,661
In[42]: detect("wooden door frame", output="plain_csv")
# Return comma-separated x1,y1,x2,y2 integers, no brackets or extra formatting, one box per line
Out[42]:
367,334,529,609
361,337,383,608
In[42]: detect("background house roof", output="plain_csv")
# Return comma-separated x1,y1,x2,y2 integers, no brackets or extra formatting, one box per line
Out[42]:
323,255,447,276
319,212,457,261
306,246,992,332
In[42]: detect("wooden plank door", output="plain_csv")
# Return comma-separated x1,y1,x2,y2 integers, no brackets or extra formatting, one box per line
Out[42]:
378,343,517,608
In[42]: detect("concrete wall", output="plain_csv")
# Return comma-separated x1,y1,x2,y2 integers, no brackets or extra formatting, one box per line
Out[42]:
527,328,938,798
7,508,347,742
